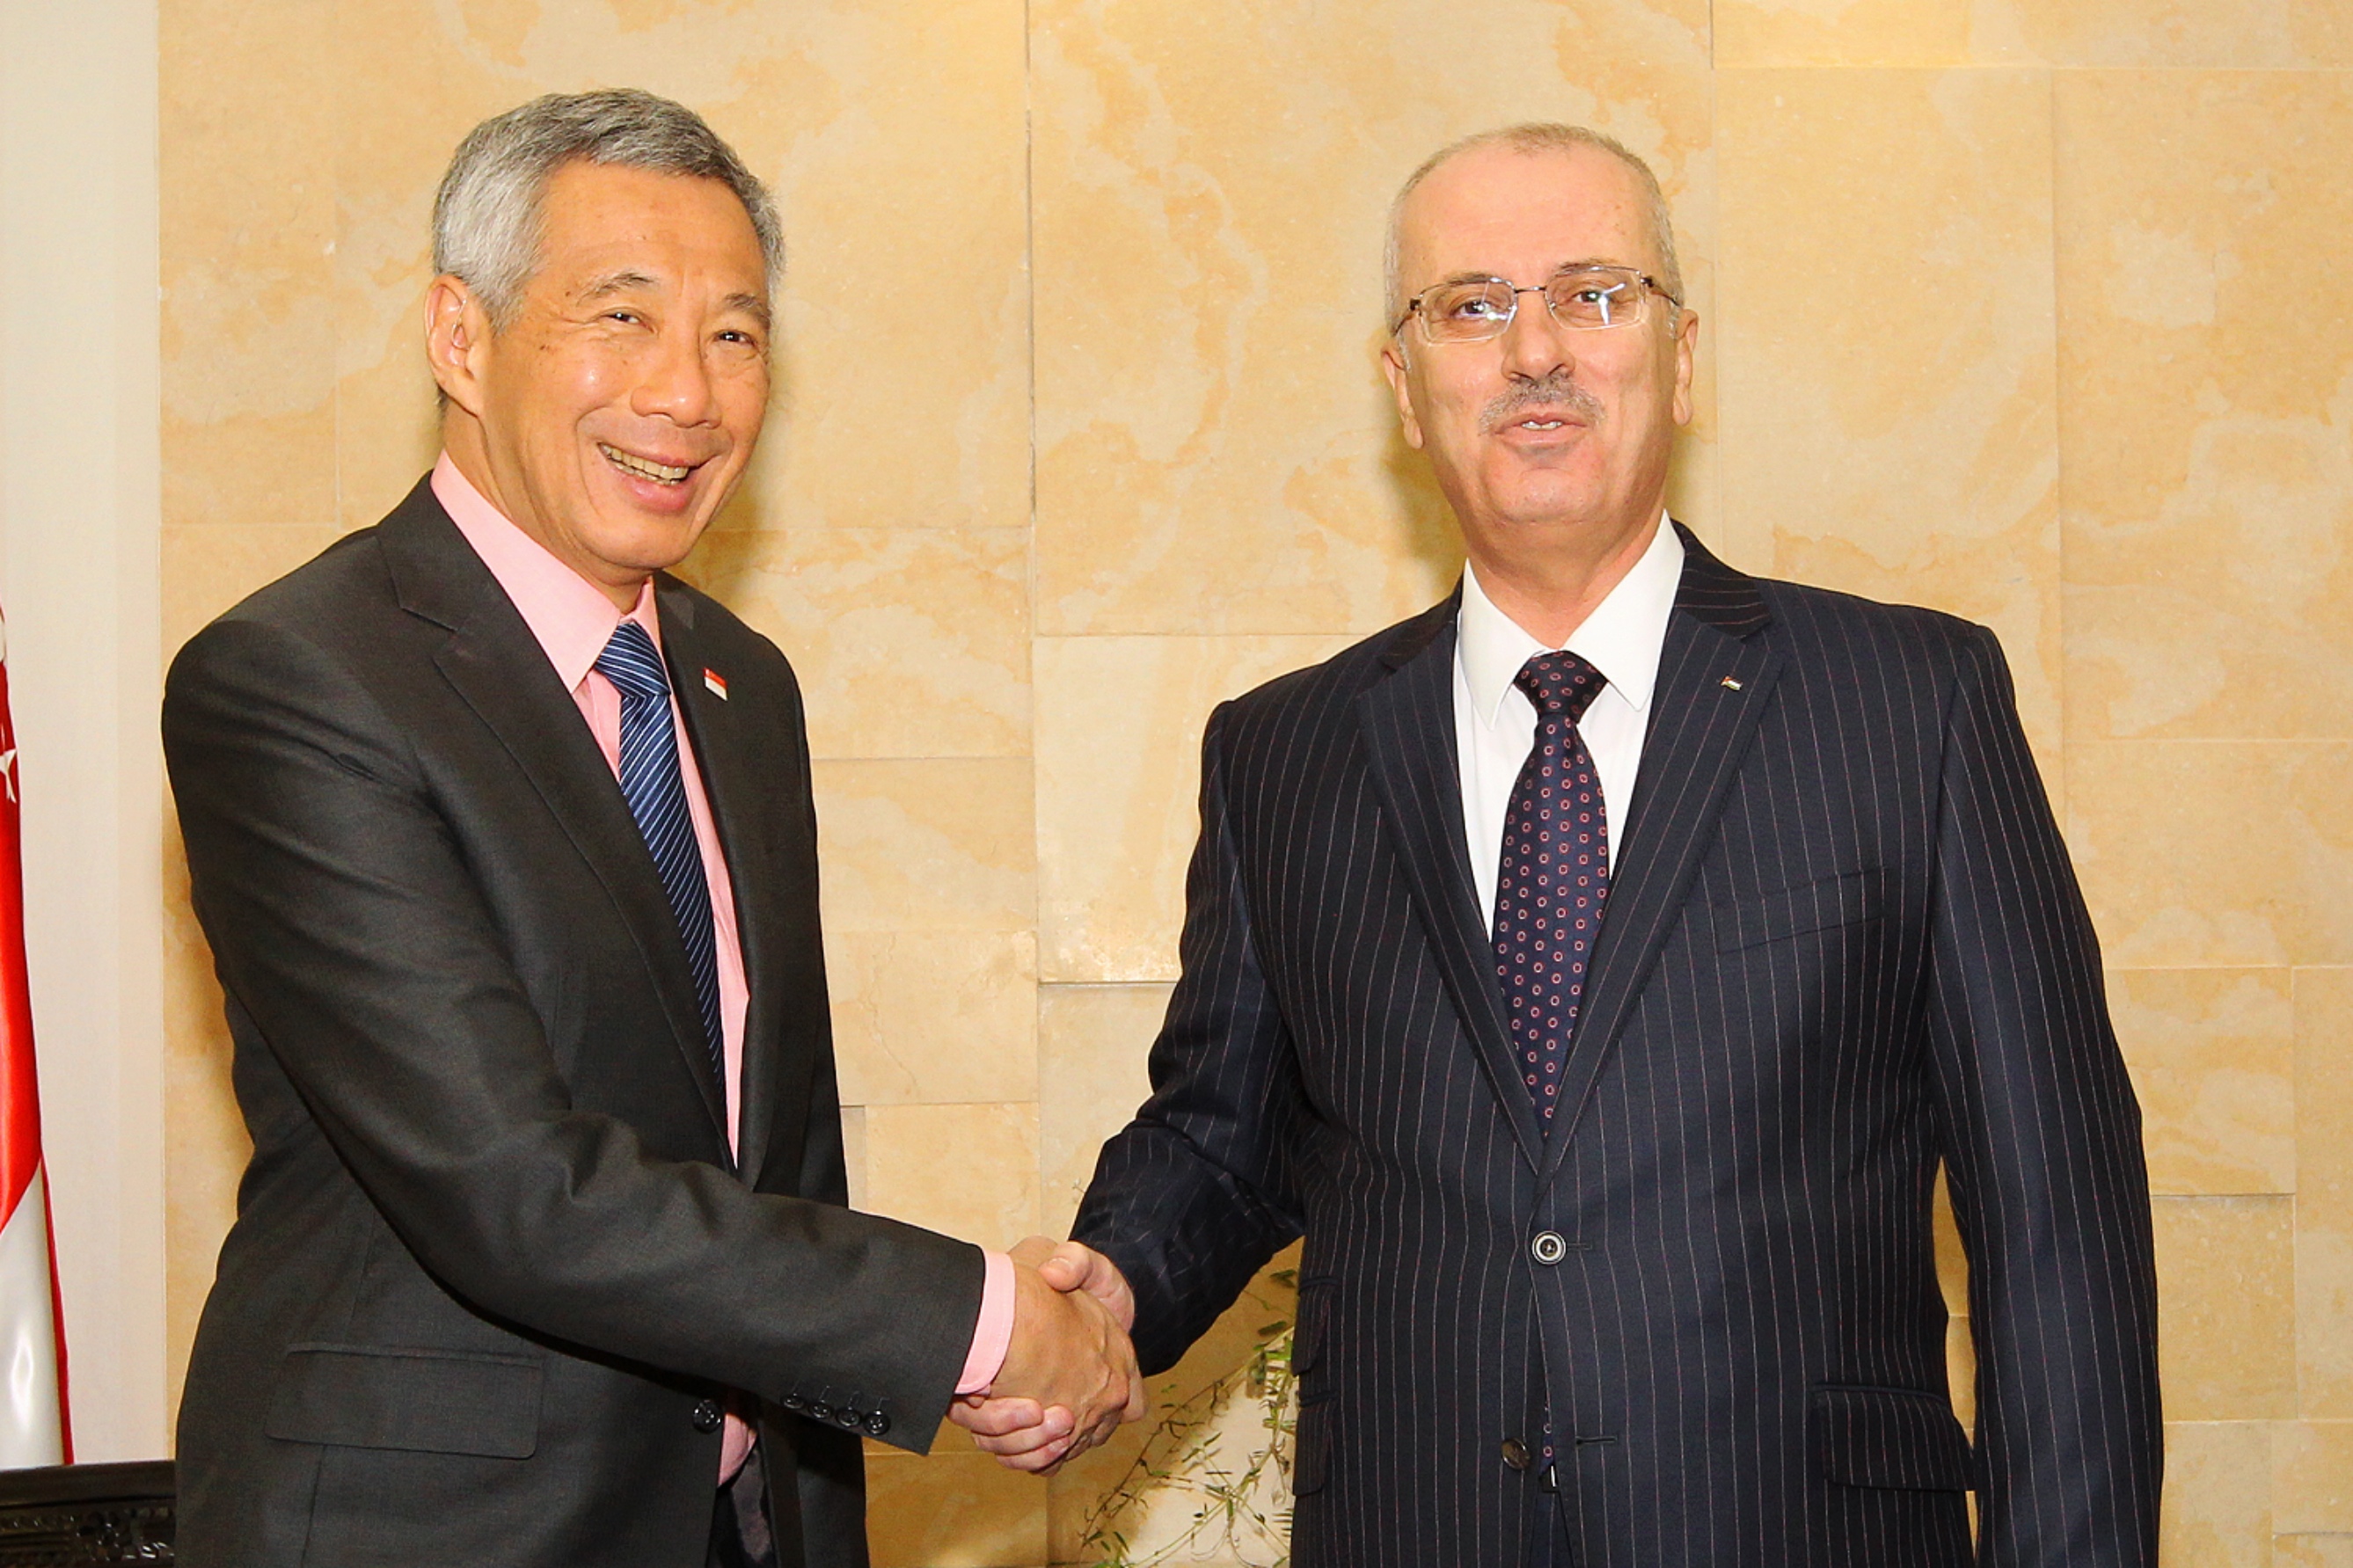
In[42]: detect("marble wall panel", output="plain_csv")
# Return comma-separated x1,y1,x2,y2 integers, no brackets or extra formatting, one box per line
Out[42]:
829,931,1037,1109
2067,742,2353,969
2298,967,2353,1417
860,1102,1041,1250
1714,0,1977,67
2159,1420,2273,1568
1029,0,1714,638
1715,66,2064,762
2109,967,2296,1197
159,0,340,534
2275,1420,2353,1534
2277,1535,2353,1568
2004,0,2351,68
1034,634,1351,982
864,1448,1049,1568
1706,0,2353,69
811,758,1035,935
683,527,1030,762
2152,1194,2298,1421
2055,70,2353,744
1038,982,1168,1235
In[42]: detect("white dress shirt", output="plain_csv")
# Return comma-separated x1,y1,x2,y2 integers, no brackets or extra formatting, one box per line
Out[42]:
1454,515,1685,932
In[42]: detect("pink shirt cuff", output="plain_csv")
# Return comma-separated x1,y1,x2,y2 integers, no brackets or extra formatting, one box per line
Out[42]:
955,1249,1016,1396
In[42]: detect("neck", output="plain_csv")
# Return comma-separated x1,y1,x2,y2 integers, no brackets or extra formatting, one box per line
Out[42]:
1466,508,1662,647
442,413,649,612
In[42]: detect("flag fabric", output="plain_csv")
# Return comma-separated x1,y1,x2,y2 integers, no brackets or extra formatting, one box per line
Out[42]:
0,607,69,1467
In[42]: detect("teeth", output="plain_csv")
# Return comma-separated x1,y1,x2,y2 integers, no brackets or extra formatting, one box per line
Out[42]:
600,444,691,484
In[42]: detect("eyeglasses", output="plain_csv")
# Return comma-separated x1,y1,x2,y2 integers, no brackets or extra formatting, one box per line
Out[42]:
1393,266,1683,343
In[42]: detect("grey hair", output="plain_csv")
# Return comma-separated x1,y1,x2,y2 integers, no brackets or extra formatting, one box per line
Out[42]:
432,88,783,329
1384,123,1682,329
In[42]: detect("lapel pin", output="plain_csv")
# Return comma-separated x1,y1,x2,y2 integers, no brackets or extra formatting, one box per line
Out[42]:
702,668,729,701
1720,675,1743,690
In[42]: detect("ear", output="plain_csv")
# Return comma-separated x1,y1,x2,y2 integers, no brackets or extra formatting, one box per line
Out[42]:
1670,306,1699,428
1379,337,1426,450
425,274,494,417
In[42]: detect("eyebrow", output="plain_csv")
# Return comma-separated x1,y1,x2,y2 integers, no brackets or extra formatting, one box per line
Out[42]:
721,291,772,331
577,270,661,303
1429,259,1631,289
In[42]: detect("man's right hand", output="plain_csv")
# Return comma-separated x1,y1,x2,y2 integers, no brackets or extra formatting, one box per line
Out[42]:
965,1249,1144,1470
948,1240,1144,1470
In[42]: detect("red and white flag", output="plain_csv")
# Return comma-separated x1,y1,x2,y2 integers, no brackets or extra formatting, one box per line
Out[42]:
0,608,68,1467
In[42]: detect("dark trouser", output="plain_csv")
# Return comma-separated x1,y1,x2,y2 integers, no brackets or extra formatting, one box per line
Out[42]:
706,1443,780,1568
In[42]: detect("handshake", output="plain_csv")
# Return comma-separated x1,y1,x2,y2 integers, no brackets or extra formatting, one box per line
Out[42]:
947,1237,1146,1472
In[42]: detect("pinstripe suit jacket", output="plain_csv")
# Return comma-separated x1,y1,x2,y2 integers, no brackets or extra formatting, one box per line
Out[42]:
1072,527,2162,1567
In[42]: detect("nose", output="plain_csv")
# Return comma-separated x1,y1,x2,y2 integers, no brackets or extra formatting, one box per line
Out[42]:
631,322,721,427
1499,289,1575,383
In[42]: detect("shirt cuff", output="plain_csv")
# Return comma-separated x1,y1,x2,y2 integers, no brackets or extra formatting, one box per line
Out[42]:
954,1248,1016,1397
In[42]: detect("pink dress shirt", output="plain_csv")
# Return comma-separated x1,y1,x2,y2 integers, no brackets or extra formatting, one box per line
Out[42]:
432,456,1012,1486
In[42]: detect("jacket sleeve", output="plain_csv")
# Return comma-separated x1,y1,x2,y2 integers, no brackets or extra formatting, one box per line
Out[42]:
1071,702,1311,1375
164,612,982,1454
1922,624,2163,1564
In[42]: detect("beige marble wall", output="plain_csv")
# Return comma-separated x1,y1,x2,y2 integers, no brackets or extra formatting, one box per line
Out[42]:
159,1,2349,1562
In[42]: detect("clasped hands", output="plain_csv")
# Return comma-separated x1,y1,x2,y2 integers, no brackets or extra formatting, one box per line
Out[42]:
946,1237,1143,1472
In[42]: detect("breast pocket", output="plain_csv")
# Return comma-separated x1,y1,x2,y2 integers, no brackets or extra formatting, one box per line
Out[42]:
1714,868,1882,954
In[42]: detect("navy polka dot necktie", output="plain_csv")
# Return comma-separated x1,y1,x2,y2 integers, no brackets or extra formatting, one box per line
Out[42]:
1493,650,1611,1134
596,620,725,1091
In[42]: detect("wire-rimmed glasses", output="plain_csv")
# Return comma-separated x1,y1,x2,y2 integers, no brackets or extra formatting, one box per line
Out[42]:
1394,265,1682,343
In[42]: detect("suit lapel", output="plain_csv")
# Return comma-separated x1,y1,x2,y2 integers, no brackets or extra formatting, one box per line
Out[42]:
376,484,733,1149
1357,593,1548,1173
655,582,784,1189
1542,528,1782,1173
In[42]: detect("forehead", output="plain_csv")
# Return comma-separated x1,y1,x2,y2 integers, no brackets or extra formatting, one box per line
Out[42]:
1397,143,1658,285
533,160,766,290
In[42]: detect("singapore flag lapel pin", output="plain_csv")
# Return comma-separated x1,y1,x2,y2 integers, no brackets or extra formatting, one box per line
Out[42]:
702,668,728,701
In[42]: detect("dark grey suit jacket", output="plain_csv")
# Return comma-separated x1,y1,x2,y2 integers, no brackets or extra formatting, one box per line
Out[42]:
164,479,982,1568
1074,527,2162,1567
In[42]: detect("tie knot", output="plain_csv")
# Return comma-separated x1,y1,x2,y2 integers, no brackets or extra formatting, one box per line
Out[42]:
1515,650,1606,724
595,619,671,703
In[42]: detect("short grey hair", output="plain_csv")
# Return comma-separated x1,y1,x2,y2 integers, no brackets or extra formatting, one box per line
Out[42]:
432,88,783,329
1385,123,1682,327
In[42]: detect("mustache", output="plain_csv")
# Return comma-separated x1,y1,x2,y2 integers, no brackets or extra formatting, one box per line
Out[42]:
1481,376,1604,434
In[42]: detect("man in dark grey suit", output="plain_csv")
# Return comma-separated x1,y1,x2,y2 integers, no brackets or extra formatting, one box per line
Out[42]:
165,91,1137,1568
961,125,2162,1564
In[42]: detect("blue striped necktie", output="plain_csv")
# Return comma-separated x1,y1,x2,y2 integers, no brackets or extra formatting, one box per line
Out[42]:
595,619,724,1090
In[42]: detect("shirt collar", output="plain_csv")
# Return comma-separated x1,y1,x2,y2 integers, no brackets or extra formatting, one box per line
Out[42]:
1457,511,1685,727
432,452,661,691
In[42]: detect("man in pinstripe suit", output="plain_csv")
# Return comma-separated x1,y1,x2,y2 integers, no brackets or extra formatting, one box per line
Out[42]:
960,124,2162,1565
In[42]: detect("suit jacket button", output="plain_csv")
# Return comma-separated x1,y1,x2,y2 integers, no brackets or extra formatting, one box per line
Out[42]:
808,1403,834,1424
1502,1437,1532,1470
835,1407,861,1429
864,1411,891,1438
1531,1230,1568,1265
782,1395,807,1414
691,1399,724,1433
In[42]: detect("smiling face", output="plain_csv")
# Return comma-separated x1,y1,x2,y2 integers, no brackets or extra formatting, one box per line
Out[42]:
1382,142,1695,587
427,159,771,607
